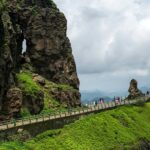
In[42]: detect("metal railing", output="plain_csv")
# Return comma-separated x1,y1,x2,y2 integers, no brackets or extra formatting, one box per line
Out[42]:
0,96,149,131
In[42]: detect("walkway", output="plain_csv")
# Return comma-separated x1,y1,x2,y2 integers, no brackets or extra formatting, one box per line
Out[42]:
0,97,148,131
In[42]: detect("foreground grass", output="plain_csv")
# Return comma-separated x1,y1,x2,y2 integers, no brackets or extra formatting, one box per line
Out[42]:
1,103,150,150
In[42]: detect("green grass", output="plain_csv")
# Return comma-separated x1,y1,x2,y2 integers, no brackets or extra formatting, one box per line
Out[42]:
1,103,150,150
17,72,41,97
16,71,78,117
44,79,77,92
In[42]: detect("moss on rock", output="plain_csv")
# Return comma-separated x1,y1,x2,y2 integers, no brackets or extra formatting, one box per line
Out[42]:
17,71,41,97
16,70,79,116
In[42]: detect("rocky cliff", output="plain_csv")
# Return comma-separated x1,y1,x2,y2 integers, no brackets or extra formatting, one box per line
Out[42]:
0,0,80,119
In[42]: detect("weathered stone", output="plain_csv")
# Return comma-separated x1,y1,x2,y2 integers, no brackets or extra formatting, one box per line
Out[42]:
0,0,81,117
2,87,23,118
50,89,81,107
32,74,46,86
23,91,44,115
128,79,144,99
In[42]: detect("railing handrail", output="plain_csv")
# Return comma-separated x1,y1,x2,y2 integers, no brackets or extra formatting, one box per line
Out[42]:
0,96,149,130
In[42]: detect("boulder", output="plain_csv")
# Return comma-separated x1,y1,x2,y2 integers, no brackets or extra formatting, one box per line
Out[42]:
2,87,23,118
23,91,44,115
32,74,46,86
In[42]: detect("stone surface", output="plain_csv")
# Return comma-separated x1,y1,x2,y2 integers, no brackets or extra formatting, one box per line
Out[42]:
128,79,144,99
23,91,44,115
50,89,81,107
32,74,46,86
0,0,81,117
2,87,23,118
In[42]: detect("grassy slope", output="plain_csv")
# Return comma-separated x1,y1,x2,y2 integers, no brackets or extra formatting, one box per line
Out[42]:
16,71,78,117
1,103,150,150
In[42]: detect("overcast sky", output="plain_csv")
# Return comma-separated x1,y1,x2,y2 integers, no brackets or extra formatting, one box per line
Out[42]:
54,0,150,93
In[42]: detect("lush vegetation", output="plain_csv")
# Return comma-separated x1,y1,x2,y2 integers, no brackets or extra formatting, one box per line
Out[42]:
17,71,41,97
16,71,77,117
1,102,150,150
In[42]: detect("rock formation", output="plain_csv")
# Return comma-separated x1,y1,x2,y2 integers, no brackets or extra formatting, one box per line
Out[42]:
128,79,143,99
3,87,23,118
0,0,80,118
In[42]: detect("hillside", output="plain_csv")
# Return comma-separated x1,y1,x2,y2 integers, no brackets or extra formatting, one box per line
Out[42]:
1,102,150,150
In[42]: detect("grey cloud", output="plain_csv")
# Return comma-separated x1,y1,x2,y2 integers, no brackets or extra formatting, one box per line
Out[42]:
54,0,150,91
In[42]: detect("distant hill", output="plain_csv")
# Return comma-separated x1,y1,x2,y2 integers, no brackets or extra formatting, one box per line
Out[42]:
140,86,150,93
81,90,128,103
81,86,150,103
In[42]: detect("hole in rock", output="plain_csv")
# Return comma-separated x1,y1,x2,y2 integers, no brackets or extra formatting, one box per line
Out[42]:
22,39,27,54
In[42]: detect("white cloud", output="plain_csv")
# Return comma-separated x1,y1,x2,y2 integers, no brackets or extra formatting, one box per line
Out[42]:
54,0,150,92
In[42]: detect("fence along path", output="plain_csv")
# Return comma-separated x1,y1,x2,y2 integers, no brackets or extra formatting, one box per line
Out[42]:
0,97,148,131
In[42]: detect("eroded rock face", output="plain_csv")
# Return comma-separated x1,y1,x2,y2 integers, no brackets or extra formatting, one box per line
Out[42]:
50,89,81,107
24,5,79,89
128,79,143,99
0,0,80,117
23,91,44,115
32,74,46,86
2,87,23,118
